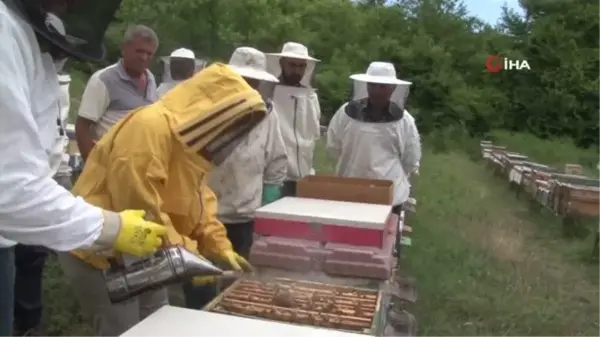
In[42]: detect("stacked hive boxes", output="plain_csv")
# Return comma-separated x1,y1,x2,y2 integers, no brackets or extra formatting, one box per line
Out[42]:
481,141,600,217
250,176,398,280
252,197,397,280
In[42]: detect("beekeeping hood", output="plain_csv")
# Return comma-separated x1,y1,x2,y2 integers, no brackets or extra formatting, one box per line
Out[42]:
227,46,278,101
160,63,268,167
350,62,412,111
160,49,207,82
4,0,123,62
264,42,319,88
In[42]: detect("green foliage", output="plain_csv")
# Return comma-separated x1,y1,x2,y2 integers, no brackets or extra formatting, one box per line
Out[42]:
76,0,598,147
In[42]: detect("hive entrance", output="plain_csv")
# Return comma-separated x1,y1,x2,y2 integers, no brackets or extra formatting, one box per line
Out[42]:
207,278,379,333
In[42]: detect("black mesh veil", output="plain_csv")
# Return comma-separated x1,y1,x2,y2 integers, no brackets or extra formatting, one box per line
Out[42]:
4,0,123,62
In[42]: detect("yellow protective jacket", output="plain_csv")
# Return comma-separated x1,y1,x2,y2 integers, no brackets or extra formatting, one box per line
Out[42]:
71,63,268,269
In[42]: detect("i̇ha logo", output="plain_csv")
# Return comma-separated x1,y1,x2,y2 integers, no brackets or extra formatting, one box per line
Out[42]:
485,55,531,73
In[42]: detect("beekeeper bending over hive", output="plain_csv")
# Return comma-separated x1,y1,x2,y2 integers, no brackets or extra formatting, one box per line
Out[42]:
264,42,321,196
156,48,197,97
183,47,287,309
58,64,260,336
0,2,166,335
326,62,421,215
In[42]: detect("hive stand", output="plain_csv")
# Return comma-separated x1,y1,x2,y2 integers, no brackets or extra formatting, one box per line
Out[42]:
385,199,418,337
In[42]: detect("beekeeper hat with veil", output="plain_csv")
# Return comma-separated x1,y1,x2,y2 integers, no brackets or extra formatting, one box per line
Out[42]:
5,0,125,62
326,61,421,206
261,42,322,181
157,48,206,97
349,61,412,117
160,48,207,82
227,46,279,105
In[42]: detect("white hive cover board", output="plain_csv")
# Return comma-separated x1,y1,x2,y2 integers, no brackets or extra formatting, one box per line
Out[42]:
255,197,391,229
121,305,365,337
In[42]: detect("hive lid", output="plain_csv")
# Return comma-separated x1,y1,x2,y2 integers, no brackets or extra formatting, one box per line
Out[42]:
121,305,365,336
256,197,392,229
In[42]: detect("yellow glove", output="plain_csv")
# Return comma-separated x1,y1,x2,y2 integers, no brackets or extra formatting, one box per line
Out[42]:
219,250,253,271
109,210,167,257
189,251,252,286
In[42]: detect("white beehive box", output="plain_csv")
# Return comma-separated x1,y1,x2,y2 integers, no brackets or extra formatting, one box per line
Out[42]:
254,197,392,248
121,306,364,337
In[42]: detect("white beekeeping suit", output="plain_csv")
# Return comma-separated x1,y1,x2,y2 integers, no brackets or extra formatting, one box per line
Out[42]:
47,13,71,181
263,42,321,186
327,62,422,206
208,46,288,225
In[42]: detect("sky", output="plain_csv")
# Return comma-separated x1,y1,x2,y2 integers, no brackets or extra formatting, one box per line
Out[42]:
462,0,523,24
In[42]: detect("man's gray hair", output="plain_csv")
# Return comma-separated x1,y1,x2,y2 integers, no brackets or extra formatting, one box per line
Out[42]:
123,24,159,46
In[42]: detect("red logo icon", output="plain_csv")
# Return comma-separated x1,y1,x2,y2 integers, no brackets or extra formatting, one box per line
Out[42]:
485,55,503,73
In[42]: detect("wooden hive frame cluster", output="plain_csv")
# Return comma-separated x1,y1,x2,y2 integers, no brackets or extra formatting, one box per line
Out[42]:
206,278,380,334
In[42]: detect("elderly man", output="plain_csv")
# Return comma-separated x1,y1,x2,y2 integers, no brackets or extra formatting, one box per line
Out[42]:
183,47,288,310
59,63,261,336
264,42,321,196
75,24,159,161
0,1,166,335
326,62,421,216
157,48,197,97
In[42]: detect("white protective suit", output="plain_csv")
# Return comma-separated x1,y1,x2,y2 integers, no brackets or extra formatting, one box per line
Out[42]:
0,3,104,249
49,12,72,179
209,103,287,223
264,52,321,181
53,73,72,178
326,80,421,206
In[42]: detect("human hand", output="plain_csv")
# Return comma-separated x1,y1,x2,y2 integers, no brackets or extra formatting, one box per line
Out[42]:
110,210,166,257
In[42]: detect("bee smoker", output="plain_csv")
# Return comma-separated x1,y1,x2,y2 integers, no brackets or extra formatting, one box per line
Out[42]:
103,246,225,304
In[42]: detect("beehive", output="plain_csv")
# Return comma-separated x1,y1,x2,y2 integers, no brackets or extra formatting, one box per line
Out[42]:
205,278,381,334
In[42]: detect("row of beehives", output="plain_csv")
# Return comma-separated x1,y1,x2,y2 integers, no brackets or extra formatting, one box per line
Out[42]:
480,141,599,218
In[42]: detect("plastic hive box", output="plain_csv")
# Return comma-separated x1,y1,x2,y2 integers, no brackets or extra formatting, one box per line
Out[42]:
322,230,395,280
250,216,398,280
249,237,330,272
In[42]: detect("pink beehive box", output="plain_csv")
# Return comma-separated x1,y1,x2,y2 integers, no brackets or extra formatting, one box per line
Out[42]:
250,215,399,280
254,197,393,247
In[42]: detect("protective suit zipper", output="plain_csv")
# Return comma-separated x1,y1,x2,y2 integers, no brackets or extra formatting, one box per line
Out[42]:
292,96,302,178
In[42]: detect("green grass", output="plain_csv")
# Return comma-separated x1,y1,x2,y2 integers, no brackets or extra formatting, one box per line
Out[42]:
404,150,598,335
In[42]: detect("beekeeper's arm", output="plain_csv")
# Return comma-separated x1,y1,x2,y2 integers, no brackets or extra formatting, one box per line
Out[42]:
104,126,199,254
0,26,165,254
400,113,422,176
326,103,348,161
192,186,250,271
262,109,288,205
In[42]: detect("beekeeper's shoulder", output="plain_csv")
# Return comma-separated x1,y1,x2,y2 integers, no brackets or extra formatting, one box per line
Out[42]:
0,2,38,79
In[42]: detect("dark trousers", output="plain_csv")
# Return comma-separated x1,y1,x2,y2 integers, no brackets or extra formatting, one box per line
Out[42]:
12,176,70,335
13,245,49,335
0,247,15,337
183,221,254,310
280,181,297,197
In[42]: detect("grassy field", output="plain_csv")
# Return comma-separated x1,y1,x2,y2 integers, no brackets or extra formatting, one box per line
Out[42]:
42,74,599,335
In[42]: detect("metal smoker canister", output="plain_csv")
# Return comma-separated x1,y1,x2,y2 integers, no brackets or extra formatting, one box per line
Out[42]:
104,246,224,304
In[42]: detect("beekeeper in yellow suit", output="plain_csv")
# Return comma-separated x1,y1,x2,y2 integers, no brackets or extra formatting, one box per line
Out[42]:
58,63,264,336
